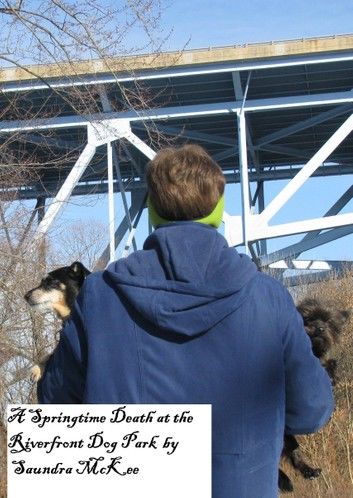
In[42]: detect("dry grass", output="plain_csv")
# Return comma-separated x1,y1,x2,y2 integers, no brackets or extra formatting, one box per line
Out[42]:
280,381,353,497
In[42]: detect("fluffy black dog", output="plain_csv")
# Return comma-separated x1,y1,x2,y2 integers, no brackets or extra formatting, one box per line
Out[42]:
279,297,350,493
297,298,349,385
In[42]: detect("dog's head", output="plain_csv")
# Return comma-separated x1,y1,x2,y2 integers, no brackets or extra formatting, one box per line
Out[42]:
297,297,350,359
24,261,91,320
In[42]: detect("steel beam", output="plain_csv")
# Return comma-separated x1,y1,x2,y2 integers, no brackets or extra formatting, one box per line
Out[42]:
93,190,145,270
99,87,143,176
284,262,353,287
258,212,353,239
232,72,244,102
259,225,353,267
292,184,353,256
213,148,237,161
257,144,310,160
233,72,257,164
123,130,156,160
120,141,143,176
107,142,116,262
134,123,235,147
121,193,147,258
259,184,353,267
99,87,138,257
256,181,267,254
116,128,155,256
246,163,353,181
225,211,353,248
113,150,138,251
3,90,353,134
255,104,353,147
35,143,96,237
237,111,251,251
37,197,46,225
269,259,352,270
232,70,267,256
259,113,353,224
10,132,77,150
5,161,353,201
244,90,353,113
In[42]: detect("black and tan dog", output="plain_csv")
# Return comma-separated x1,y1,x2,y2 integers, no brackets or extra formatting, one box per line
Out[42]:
279,297,350,493
24,261,90,380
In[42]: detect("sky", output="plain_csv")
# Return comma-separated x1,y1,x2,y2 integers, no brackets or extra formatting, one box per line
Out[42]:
33,0,353,266
162,0,353,50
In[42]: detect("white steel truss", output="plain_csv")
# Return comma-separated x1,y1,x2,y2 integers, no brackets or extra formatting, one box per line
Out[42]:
28,98,353,268
35,142,96,238
2,45,353,273
224,112,353,253
2,90,353,134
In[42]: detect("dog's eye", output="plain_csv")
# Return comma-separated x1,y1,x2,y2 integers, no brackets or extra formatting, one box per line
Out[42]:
318,327,324,332
46,278,61,288
41,277,61,288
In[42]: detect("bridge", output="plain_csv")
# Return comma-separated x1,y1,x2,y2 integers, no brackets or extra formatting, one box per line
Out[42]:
1,34,353,275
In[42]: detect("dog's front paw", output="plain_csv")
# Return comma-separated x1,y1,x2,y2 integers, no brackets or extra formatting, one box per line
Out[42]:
302,466,321,480
30,365,42,382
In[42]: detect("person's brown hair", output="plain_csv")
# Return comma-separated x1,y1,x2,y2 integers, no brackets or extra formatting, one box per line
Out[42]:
146,144,225,220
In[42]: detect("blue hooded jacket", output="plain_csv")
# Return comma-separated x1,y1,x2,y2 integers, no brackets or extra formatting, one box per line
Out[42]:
38,223,334,498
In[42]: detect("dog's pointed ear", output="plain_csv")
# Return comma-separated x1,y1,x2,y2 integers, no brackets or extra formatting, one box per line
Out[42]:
339,309,351,323
69,261,91,280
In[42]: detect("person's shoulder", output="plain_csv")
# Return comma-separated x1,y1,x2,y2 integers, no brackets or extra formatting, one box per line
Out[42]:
255,270,287,291
83,269,105,286
254,270,293,304
78,270,106,297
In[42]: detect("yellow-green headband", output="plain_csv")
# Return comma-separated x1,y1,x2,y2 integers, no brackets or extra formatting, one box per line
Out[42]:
148,195,224,229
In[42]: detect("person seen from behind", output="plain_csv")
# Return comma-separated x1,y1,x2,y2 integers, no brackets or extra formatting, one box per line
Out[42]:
38,144,334,498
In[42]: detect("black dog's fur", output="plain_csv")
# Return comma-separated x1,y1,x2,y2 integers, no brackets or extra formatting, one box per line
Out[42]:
279,297,350,493
297,298,349,384
24,261,90,380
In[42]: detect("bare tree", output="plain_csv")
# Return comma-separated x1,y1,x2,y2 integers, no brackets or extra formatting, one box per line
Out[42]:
0,2,176,495
48,219,108,269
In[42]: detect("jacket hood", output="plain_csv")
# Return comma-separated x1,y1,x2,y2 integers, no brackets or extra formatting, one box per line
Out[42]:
104,223,258,337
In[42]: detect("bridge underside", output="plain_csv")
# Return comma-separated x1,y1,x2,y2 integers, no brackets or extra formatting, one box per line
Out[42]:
1,36,353,275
